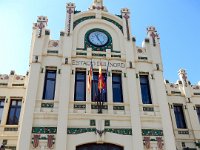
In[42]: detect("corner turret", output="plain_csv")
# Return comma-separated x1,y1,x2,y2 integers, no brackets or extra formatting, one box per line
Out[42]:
146,26,160,47
33,16,48,38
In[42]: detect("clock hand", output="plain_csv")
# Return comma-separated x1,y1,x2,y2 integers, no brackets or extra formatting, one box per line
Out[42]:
95,34,103,44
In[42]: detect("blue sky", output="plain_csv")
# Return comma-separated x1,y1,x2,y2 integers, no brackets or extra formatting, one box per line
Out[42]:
0,0,200,84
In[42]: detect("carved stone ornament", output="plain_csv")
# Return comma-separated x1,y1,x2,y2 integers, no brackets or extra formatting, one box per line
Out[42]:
0,74,9,80
48,40,59,48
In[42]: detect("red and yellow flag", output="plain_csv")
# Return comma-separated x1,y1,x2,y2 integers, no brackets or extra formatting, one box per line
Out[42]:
98,62,104,93
87,60,93,93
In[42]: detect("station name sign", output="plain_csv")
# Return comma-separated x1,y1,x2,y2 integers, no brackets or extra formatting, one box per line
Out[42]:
72,60,126,68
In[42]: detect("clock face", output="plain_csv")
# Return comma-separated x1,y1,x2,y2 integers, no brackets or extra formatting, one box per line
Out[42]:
88,31,109,46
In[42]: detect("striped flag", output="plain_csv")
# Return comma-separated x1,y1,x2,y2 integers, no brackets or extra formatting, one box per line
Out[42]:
98,62,105,93
87,60,93,93
102,61,109,94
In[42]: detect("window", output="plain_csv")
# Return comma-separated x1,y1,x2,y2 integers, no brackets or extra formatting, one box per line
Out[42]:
174,105,187,129
7,100,22,125
74,71,86,101
112,73,123,103
196,106,200,123
140,75,152,104
43,70,57,100
92,72,107,102
0,99,4,123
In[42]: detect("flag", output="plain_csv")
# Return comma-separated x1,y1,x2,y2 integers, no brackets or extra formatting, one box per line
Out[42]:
87,60,93,93
47,135,54,148
33,134,40,148
98,62,105,93
102,61,109,94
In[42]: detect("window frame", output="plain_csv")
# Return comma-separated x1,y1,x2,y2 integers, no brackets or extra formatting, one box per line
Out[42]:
74,70,86,101
196,106,200,123
0,99,5,124
6,99,22,125
173,104,187,129
139,75,152,104
112,73,123,103
42,69,57,100
91,72,107,102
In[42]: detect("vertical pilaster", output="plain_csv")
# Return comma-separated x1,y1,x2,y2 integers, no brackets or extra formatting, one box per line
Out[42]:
127,69,144,150
65,3,75,36
86,67,92,113
17,63,41,150
107,72,113,114
1,97,10,126
121,8,131,41
154,71,177,150
55,65,71,150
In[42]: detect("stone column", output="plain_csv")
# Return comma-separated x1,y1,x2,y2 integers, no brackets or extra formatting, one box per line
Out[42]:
107,71,113,114
17,63,41,150
127,69,144,150
154,71,177,150
55,65,71,150
86,67,92,113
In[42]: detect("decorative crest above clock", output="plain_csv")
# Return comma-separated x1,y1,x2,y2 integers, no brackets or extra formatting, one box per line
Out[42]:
89,0,108,11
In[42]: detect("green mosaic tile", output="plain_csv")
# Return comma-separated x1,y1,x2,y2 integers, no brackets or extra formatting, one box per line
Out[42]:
32,127,57,134
73,16,95,29
142,129,163,136
102,17,123,33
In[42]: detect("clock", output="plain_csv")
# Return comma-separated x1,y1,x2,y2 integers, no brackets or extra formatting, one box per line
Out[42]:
88,31,109,46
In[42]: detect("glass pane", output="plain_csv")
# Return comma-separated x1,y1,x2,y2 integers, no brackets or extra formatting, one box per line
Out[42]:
113,76,120,82
112,74,123,103
140,75,152,104
75,81,85,100
77,72,85,80
43,80,56,100
47,70,56,79
14,108,21,124
92,80,98,102
43,70,56,100
7,108,15,124
0,100,4,106
12,101,16,106
140,75,148,84
196,107,200,123
0,108,4,123
174,106,187,128
91,73,107,102
17,101,22,106
75,72,86,101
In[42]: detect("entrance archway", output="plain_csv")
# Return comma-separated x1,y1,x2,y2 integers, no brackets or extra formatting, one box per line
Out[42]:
76,143,123,150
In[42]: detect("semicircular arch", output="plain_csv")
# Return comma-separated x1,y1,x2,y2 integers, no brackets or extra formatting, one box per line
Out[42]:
76,143,124,150
73,19,124,52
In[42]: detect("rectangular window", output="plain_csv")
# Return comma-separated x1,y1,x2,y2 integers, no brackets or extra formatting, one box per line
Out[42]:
196,106,200,123
174,105,187,129
42,70,57,100
140,75,152,104
7,100,22,125
0,99,4,123
112,73,123,103
92,72,107,102
74,71,86,101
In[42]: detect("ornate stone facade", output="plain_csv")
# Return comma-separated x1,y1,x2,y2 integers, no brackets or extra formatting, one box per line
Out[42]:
0,0,199,150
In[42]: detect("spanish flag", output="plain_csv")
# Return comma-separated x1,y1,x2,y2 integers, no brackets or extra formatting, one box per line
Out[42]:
98,62,105,93
87,60,93,93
